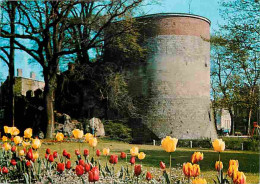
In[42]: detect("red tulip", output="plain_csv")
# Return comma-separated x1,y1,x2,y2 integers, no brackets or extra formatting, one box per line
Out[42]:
96,149,101,157
134,165,142,176
26,149,33,160
75,149,80,155
109,155,118,164
63,150,68,157
89,167,99,182
48,154,54,162
53,151,58,159
66,161,71,170
0,167,1,172
31,158,35,163
45,153,48,159
160,161,166,170
120,152,126,159
146,171,152,181
57,163,65,173
2,167,8,174
79,159,85,167
26,161,31,167
66,153,71,159
75,165,84,176
84,149,89,157
130,156,135,165
11,146,16,152
85,163,91,172
10,159,17,166
46,148,51,154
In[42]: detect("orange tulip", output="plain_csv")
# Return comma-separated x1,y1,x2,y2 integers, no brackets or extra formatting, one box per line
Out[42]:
227,165,238,178
229,160,239,168
191,152,204,164
192,164,200,177
183,162,193,177
215,161,223,171
233,171,246,184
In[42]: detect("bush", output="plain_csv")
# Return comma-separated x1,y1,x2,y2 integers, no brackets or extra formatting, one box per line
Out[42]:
103,120,132,142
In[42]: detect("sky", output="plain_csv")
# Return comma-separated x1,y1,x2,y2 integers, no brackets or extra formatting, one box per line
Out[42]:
0,0,224,82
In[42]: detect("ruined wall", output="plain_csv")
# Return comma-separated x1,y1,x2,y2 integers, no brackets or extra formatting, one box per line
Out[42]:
128,13,217,140
14,77,45,96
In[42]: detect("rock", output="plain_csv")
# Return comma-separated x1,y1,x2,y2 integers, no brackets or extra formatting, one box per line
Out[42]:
89,117,105,137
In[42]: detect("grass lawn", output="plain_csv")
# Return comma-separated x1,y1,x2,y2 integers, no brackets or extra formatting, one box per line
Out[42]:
40,138,259,184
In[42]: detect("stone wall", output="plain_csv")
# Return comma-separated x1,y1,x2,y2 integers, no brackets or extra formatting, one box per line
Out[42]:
14,77,45,96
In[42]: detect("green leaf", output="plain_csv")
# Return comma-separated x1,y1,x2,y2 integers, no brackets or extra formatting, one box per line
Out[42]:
163,170,170,184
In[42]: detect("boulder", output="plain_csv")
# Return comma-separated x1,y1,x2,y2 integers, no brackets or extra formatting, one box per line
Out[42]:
89,117,105,137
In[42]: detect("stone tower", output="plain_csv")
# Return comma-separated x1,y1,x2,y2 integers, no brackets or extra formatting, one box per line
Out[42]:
127,13,217,140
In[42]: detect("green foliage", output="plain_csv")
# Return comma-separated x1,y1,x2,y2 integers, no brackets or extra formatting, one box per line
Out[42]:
103,120,132,142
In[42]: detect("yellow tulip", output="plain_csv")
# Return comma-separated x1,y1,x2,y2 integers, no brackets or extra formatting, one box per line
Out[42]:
13,136,22,145
33,152,39,159
24,128,32,138
85,133,93,143
3,142,11,151
192,178,207,184
130,146,139,156
89,137,97,147
233,171,246,184
22,141,31,147
227,164,238,178
32,138,41,149
229,160,239,168
72,129,84,139
10,127,20,136
212,139,225,152
138,152,146,160
215,161,223,171
19,149,25,156
103,148,110,156
2,136,8,142
56,132,64,142
4,126,11,134
161,136,178,152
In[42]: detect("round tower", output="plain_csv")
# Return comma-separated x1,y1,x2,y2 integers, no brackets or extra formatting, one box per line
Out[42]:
128,13,217,140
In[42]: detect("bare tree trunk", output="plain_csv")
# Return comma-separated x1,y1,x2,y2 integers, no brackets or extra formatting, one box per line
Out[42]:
247,88,255,135
228,108,234,135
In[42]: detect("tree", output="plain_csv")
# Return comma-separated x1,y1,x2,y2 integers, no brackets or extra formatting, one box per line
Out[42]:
0,0,145,138
211,0,259,135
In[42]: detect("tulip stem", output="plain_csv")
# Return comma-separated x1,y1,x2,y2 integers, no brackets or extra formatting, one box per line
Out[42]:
169,153,172,184
219,152,221,183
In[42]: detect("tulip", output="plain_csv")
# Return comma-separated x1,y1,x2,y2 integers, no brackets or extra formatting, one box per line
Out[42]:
11,146,16,152
103,148,110,156
2,167,8,174
22,141,30,147
10,159,17,166
192,178,207,184
146,171,152,181
66,161,71,170
89,137,97,147
45,153,48,159
229,160,239,168
24,128,32,138
26,161,31,167
84,149,89,157
75,165,84,176
233,171,246,184
191,152,203,164
57,163,65,173
183,162,193,177
134,164,142,176
79,159,85,166
212,139,225,152
19,150,25,156
32,138,41,149
120,152,126,159
75,149,80,155
138,152,146,160
130,146,139,156
130,156,135,165
160,161,166,170
215,161,223,171
66,153,71,159
227,165,238,178
109,155,118,164
85,163,91,172
26,149,33,160
72,129,84,139
2,136,8,142
192,164,200,177
48,154,54,162
85,133,93,143
63,150,68,157
161,136,178,153
33,152,39,159
46,148,51,154
96,149,101,157
4,126,11,134
13,136,22,145
53,151,58,158
89,167,99,182
10,127,20,136
3,142,11,151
